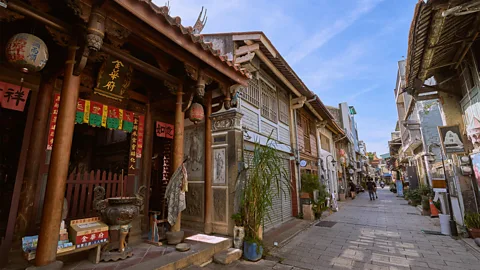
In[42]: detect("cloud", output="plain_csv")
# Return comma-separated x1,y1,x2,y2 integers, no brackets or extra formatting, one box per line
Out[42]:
348,84,379,101
286,0,384,64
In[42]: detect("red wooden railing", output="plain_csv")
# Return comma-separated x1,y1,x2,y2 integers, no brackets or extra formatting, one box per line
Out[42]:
65,170,131,220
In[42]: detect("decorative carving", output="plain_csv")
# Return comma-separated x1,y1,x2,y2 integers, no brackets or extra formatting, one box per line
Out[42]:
45,25,70,47
66,0,89,22
213,189,226,222
86,8,106,51
185,64,198,80
184,125,204,179
192,6,207,34
184,184,203,218
211,111,243,131
164,80,178,94
0,8,24,22
105,19,131,48
213,148,226,184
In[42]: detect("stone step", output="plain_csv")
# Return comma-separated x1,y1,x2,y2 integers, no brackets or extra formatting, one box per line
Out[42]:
213,248,242,265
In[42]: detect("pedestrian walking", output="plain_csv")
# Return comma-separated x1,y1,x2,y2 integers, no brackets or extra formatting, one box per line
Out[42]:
349,180,356,199
366,178,376,201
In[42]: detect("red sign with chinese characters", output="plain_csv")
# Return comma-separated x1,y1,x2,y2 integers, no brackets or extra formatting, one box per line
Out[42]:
156,121,174,139
136,115,145,158
0,81,31,112
47,94,61,150
75,231,109,245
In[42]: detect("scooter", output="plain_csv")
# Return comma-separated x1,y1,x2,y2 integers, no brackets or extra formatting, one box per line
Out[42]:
380,183,385,189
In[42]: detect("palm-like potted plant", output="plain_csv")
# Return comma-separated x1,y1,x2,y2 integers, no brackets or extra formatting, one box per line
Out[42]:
240,137,290,261
465,212,480,239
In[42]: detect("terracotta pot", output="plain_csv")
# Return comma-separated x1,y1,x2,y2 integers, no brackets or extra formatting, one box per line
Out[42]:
300,192,311,199
339,193,346,201
468,228,480,239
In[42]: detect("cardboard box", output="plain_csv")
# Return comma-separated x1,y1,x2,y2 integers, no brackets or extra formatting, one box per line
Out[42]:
69,217,108,248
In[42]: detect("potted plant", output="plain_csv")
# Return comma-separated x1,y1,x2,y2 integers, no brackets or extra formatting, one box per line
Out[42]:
465,212,480,239
312,184,328,219
240,137,290,261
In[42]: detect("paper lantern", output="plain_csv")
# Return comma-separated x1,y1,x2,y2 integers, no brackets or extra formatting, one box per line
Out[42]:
189,103,204,124
5,33,49,73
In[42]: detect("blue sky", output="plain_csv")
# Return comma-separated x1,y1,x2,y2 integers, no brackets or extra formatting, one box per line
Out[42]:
159,0,418,155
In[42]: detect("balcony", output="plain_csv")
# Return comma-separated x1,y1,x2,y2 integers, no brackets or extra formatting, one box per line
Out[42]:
401,128,422,153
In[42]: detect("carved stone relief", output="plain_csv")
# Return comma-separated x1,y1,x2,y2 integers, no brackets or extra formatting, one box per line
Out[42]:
211,110,243,132
213,148,226,184
213,188,227,222
184,183,204,220
184,125,205,180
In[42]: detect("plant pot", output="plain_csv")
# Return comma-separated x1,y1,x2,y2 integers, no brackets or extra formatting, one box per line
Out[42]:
339,193,346,201
300,192,311,199
233,226,245,249
243,241,263,261
166,231,184,245
468,228,480,239
421,196,430,211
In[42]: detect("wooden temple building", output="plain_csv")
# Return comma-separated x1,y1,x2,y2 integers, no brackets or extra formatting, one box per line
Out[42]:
0,0,249,267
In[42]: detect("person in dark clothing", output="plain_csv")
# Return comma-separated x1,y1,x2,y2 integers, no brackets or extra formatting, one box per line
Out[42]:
366,179,376,201
349,180,356,199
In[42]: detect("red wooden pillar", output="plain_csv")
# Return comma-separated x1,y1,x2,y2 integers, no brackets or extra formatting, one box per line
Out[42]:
204,91,213,234
171,86,184,232
35,45,80,267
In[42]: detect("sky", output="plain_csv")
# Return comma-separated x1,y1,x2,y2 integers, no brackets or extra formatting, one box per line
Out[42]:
154,0,418,155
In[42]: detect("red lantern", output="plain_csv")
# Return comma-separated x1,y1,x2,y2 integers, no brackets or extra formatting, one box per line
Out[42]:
5,33,49,73
189,103,204,124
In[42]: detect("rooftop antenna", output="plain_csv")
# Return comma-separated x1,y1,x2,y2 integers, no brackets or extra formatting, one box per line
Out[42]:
193,6,207,34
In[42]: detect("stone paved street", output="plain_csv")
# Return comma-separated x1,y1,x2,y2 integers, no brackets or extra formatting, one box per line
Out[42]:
194,187,480,269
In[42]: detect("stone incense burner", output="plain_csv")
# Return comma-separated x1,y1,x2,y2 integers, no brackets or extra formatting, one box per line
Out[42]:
93,186,146,261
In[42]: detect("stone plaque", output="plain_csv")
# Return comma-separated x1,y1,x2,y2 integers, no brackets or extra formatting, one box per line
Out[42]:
213,188,227,222
184,125,205,180
213,135,227,144
184,183,204,221
213,148,226,184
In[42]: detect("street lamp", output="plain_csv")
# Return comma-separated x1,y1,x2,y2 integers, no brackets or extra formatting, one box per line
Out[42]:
426,142,458,236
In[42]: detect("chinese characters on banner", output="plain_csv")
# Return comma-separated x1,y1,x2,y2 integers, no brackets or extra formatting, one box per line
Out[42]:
136,115,145,158
0,81,31,112
156,121,174,139
47,94,61,150
128,115,139,174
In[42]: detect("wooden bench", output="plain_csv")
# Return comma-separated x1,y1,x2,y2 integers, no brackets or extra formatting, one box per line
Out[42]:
26,243,102,264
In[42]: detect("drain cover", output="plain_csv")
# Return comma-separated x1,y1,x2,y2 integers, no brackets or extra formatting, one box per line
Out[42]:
407,213,420,215
315,221,337,228
421,230,445,235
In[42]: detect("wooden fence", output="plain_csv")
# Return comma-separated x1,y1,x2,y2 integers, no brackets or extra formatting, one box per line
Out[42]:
65,170,132,220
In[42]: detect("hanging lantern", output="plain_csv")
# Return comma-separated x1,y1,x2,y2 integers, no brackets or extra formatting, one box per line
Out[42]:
5,33,49,73
189,103,204,124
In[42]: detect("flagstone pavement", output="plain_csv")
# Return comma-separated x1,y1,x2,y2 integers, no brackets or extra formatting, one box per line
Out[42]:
196,187,480,269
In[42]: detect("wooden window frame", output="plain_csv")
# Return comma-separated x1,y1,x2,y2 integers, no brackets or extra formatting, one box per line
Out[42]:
260,80,278,123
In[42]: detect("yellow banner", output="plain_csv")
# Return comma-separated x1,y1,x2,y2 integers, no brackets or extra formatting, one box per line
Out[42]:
101,105,108,127
83,100,90,124
119,109,124,130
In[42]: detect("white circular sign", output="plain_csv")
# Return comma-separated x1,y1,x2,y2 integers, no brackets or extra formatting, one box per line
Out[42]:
300,160,307,167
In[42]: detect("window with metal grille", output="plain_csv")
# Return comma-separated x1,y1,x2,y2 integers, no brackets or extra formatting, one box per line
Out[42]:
278,90,289,124
261,80,278,122
243,77,260,107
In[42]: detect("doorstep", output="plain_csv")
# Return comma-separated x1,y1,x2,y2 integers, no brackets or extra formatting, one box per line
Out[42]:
60,233,231,270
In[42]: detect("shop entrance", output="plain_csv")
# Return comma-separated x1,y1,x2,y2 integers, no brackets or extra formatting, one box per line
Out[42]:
0,98,31,245
149,135,173,216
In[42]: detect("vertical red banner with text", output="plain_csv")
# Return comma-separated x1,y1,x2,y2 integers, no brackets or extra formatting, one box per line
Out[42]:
136,115,144,158
47,93,61,150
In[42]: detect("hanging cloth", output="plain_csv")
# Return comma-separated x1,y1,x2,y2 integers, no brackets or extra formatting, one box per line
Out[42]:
165,163,188,226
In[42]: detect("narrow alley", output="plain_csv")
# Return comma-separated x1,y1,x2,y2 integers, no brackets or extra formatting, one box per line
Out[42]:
194,188,480,270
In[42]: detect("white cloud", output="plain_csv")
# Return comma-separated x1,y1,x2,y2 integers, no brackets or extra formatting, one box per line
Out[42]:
286,0,384,64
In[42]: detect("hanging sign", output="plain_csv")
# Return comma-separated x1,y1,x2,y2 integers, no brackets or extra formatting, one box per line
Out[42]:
47,94,61,150
438,125,465,154
136,115,145,158
0,81,31,112
155,121,174,139
128,114,139,174
107,107,119,129
123,111,134,132
89,101,103,127
94,56,133,101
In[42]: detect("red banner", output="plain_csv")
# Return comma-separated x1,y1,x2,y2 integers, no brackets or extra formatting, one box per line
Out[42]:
0,81,30,112
136,115,145,158
47,94,61,150
156,121,174,139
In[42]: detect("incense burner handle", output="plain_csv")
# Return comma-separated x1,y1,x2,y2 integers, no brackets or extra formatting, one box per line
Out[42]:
93,186,108,213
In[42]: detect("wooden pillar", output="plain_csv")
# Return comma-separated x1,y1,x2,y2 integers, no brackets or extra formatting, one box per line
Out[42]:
141,103,153,226
15,75,54,238
35,45,80,267
171,86,184,232
204,91,213,234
